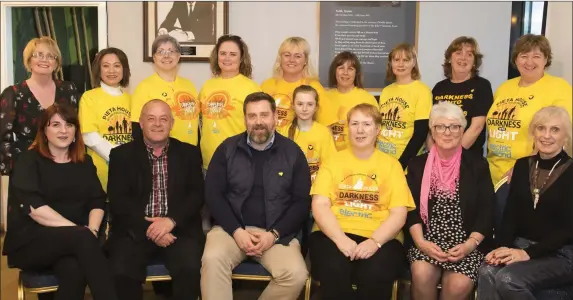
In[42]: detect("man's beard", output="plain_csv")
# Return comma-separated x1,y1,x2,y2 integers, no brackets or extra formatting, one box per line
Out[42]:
249,125,272,144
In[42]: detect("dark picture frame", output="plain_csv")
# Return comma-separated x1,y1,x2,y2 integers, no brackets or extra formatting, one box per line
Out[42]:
143,1,229,62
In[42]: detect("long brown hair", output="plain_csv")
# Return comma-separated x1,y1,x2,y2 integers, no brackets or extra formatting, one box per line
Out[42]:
29,103,85,163
288,85,319,140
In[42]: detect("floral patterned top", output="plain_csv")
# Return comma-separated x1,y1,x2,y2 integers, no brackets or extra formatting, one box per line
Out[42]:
0,80,79,175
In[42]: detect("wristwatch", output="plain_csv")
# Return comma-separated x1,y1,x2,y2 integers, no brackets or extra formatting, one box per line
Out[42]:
270,229,280,243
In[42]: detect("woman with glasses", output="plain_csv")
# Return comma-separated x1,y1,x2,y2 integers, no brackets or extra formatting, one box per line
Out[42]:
377,43,432,170
261,37,338,130
199,35,260,172
0,37,79,176
405,101,495,300
130,35,200,146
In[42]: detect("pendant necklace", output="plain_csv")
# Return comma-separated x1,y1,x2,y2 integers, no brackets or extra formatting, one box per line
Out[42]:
532,158,561,209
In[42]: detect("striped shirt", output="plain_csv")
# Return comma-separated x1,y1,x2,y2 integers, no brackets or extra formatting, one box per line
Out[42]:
144,141,169,217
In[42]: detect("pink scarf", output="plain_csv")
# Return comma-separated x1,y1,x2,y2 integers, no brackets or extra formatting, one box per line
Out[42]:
420,144,462,229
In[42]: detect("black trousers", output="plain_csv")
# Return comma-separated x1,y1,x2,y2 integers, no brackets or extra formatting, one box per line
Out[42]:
106,233,205,300
309,231,405,300
7,226,117,300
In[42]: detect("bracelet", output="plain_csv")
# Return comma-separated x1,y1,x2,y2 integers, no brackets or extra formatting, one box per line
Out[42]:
468,236,480,246
370,237,382,248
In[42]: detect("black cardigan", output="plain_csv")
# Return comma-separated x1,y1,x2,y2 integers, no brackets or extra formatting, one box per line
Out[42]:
497,151,573,258
404,149,495,252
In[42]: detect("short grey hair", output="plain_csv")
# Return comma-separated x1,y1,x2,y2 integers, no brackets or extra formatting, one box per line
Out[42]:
151,35,181,55
429,101,467,128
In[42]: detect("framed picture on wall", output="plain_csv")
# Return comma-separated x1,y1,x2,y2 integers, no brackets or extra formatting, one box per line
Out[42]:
143,1,228,62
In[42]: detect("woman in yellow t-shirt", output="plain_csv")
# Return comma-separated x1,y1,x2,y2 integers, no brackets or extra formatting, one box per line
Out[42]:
130,35,200,145
378,43,433,169
278,85,335,185
79,47,132,191
261,37,338,129
326,51,378,152
486,34,573,185
310,103,416,300
199,35,260,170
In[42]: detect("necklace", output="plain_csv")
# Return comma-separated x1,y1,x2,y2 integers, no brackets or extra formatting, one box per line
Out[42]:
532,158,561,209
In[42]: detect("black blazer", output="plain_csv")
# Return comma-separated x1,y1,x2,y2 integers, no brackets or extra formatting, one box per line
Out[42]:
404,149,495,252
106,137,204,244
159,1,215,43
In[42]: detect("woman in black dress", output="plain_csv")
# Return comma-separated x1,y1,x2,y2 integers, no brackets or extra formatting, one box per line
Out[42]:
2,104,117,300
0,36,79,175
406,101,495,300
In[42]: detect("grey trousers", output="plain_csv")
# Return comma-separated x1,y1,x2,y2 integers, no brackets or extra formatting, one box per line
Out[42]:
477,237,573,300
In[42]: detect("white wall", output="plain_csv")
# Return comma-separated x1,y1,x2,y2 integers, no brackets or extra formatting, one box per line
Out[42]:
417,2,512,91
545,1,572,85
108,2,512,93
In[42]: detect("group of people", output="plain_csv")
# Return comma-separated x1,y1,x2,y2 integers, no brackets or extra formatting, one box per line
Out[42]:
0,30,571,300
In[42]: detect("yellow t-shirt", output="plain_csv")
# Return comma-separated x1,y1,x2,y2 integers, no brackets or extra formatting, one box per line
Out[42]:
326,87,378,151
261,77,338,129
486,73,573,184
199,75,260,169
377,80,432,159
79,88,132,191
130,73,200,145
311,149,416,241
278,122,336,184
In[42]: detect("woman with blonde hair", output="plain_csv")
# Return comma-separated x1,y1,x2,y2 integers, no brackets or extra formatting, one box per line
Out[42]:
0,36,79,176
199,34,260,172
478,106,573,299
430,36,493,155
486,34,572,185
326,51,378,151
261,37,337,129
377,43,432,169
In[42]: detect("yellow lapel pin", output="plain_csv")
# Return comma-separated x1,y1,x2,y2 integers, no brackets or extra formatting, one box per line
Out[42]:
278,172,284,176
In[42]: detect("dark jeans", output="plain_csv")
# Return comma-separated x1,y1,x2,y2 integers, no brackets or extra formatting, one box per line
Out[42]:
8,226,117,300
106,234,205,300
309,231,405,300
477,237,573,300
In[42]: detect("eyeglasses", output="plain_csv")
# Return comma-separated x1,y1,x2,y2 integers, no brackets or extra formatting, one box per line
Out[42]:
155,49,180,57
433,124,462,133
32,52,58,61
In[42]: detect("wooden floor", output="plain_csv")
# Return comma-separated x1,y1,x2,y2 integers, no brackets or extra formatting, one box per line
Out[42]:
0,234,314,300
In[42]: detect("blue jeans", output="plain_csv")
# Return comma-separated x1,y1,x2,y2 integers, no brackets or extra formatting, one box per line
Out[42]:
477,237,573,300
